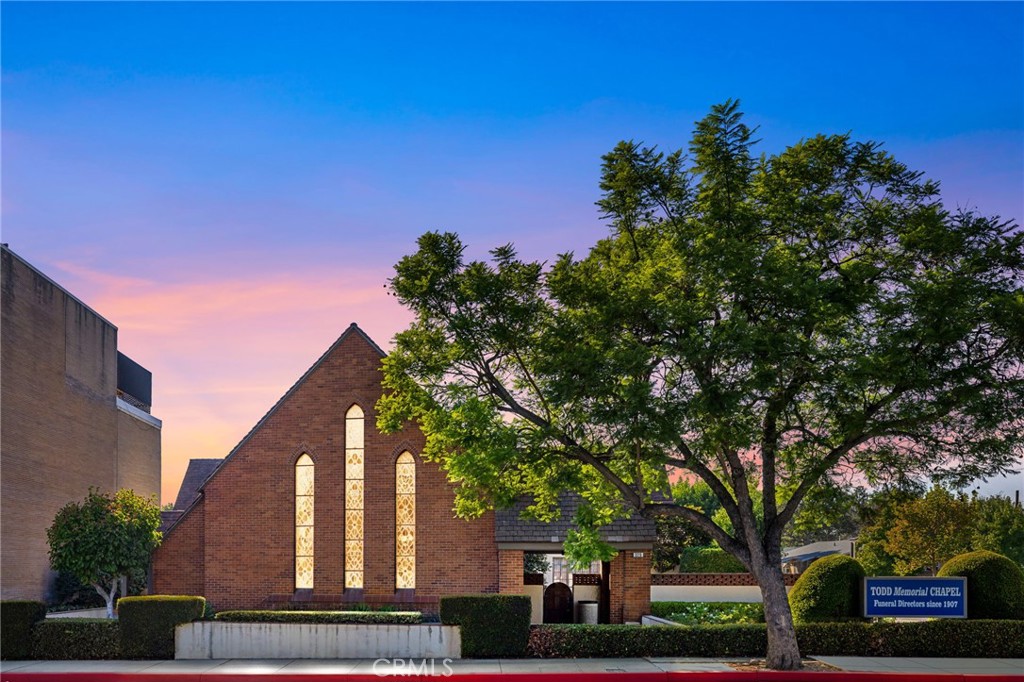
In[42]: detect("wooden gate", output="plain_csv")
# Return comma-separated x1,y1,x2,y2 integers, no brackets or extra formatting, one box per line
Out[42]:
542,582,573,623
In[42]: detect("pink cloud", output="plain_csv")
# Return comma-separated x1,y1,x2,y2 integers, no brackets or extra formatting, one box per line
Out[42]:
51,260,411,504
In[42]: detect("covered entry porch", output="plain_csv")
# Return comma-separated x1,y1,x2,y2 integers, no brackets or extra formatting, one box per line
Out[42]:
494,494,656,624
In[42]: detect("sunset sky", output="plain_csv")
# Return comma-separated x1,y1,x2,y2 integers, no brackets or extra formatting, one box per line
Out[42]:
3,2,1022,505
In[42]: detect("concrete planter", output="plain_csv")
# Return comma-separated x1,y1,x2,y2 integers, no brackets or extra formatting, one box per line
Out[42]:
175,621,460,660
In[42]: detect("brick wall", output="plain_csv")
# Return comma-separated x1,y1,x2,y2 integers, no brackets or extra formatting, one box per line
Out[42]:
1,247,160,601
152,326,498,611
651,572,799,586
116,409,161,497
606,551,651,623
151,499,205,596
498,550,524,594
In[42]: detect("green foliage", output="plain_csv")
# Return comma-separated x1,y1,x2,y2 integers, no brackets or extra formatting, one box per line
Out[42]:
651,601,764,625
214,610,422,624
795,622,872,656
653,515,713,571
971,495,1024,566
677,546,746,573
527,620,1024,658
0,601,47,659
523,552,551,575
439,595,531,657
869,619,1024,658
884,486,974,575
527,624,767,658
789,554,865,623
117,595,205,659
31,619,121,660
937,550,1024,619
381,100,1024,669
855,484,926,575
46,488,162,618
783,482,867,547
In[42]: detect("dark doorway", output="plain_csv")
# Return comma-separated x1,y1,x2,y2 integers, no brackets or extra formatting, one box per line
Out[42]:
543,582,573,623
599,560,611,624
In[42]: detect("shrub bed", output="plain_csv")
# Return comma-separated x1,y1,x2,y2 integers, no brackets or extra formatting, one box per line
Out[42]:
677,547,746,573
439,594,531,658
527,620,1024,658
118,595,205,659
650,601,764,624
31,619,120,660
214,610,422,624
1,600,47,660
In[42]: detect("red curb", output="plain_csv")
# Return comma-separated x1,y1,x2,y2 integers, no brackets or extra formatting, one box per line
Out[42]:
1,671,1021,682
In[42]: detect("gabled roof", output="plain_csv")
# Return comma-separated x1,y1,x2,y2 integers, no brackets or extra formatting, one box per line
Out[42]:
163,323,384,534
496,492,657,546
172,458,223,510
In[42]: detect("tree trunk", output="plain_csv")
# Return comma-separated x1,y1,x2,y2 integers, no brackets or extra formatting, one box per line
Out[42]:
753,560,802,670
94,577,120,619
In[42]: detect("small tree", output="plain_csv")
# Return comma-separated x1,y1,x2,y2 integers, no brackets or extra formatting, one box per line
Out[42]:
47,488,162,618
884,486,974,575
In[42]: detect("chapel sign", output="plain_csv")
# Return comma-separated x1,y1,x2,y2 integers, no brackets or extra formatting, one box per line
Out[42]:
863,576,967,618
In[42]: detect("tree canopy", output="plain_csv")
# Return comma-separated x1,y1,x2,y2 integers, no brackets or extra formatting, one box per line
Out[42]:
379,100,1023,669
47,488,162,618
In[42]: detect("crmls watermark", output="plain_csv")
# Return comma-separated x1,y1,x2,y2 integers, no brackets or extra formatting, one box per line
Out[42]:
372,658,454,677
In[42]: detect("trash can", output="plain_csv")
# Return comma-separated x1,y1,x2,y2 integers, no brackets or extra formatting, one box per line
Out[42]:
576,600,598,624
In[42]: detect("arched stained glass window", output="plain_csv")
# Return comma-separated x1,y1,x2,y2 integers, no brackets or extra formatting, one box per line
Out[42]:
295,454,314,589
395,451,416,589
345,405,364,589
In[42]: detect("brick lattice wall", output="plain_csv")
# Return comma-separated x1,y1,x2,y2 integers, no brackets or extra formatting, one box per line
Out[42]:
651,572,800,586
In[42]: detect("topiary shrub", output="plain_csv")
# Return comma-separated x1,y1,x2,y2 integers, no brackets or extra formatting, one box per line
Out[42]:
117,595,205,659
789,554,865,623
439,594,531,657
937,550,1024,620
677,547,747,573
1,600,47,660
31,619,120,660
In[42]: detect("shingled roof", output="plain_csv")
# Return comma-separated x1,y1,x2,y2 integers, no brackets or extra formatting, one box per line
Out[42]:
173,458,223,511
495,492,657,546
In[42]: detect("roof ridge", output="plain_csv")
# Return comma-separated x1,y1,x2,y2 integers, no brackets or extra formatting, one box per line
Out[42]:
162,323,385,535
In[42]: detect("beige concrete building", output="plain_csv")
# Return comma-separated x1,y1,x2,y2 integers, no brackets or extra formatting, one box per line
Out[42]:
1,245,161,601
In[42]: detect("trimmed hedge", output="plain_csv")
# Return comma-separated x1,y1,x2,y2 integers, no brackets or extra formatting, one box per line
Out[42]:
789,554,865,623
677,547,746,573
31,619,121,660
1,600,47,660
937,550,1024,620
118,595,205,659
439,594,531,658
528,624,766,658
650,601,764,625
214,610,422,624
526,620,1024,658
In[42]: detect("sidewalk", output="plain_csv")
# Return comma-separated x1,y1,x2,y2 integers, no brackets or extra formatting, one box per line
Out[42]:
2,657,1022,680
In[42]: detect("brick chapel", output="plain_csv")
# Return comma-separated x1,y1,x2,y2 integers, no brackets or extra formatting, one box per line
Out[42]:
151,324,653,622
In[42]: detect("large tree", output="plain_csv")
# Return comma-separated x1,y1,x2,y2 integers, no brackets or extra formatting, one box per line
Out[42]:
47,488,162,618
378,101,1024,669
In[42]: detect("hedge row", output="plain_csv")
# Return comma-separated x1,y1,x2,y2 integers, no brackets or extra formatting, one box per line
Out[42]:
649,601,764,624
1,601,47,660
118,596,206,659
214,610,422,624
527,620,1024,658
439,595,531,658
32,620,121,660
677,547,746,573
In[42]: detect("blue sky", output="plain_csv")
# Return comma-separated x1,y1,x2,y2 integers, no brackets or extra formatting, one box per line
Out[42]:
2,1,1022,502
